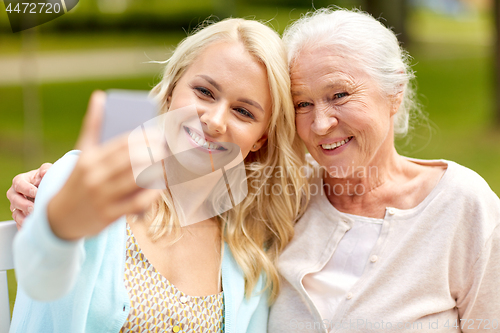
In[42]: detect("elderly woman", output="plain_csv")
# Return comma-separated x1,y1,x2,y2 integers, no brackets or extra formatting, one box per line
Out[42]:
268,8,500,332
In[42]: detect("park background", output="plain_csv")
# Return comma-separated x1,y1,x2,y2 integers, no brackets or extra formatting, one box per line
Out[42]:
1,0,499,319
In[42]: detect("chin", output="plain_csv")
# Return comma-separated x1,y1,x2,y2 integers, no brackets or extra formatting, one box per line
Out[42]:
313,152,357,178
177,154,214,176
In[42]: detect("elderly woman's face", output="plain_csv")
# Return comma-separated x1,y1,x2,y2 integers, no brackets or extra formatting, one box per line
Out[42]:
291,47,398,174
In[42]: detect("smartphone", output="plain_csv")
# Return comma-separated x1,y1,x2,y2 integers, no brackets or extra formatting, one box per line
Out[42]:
100,90,159,143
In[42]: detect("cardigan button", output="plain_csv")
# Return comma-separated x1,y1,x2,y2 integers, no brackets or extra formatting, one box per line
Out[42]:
346,292,353,300
387,208,396,216
370,255,378,263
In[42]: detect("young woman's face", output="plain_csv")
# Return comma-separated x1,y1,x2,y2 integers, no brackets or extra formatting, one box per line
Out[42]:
165,41,272,175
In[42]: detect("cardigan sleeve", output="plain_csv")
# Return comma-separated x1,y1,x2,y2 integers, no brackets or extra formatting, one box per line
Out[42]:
13,151,86,301
459,224,500,329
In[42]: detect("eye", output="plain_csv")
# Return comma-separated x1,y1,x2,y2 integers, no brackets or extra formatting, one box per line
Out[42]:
296,101,312,109
234,107,255,120
334,92,348,99
195,87,213,98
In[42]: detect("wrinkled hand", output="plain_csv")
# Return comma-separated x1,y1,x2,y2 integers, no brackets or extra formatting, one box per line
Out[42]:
47,91,161,241
7,163,53,229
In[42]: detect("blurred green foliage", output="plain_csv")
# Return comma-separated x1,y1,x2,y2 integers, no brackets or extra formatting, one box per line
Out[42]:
0,0,363,34
1,0,214,33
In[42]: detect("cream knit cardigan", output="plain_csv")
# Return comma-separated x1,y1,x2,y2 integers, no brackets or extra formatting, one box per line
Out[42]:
268,159,500,332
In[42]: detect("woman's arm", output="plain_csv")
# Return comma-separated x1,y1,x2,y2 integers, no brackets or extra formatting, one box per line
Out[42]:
13,152,84,301
458,224,500,329
13,91,161,300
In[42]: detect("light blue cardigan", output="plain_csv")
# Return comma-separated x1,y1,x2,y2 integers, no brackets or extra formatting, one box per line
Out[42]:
10,151,269,333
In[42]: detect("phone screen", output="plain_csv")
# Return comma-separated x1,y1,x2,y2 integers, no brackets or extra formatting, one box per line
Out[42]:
100,90,159,143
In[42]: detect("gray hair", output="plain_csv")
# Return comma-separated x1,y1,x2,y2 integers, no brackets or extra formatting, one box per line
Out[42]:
283,7,419,137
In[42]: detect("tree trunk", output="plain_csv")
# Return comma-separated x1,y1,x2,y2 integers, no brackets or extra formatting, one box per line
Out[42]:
21,28,44,169
363,0,408,46
495,0,500,126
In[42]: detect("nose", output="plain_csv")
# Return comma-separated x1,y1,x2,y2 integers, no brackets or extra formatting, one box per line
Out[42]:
199,102,227,135
311,105,338,136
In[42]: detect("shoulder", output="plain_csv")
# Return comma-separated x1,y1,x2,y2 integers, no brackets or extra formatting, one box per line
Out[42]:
420,160,500,250
407,157,499,211
442,160,499,211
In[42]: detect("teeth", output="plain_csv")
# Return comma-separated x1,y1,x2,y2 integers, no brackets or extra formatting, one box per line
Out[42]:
321,137,351,150
187,127,224,150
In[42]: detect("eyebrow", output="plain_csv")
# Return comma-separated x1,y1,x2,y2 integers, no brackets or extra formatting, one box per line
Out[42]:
292,80,353,97
197,75,222,92
238,98,264,113
197,75,264,113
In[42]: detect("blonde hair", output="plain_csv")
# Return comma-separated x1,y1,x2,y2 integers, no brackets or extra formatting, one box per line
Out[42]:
146,18,309,302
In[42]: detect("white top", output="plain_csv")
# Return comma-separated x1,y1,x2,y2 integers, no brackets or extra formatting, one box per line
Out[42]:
269,157,500,332
302,213,383,321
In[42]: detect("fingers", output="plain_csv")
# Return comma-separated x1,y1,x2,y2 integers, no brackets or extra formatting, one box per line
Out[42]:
8,187,34,215
46,132,154,240
81,132,160,199
12,171,39,199
6,161,56,231
75,90,106,151
11,209,26,230
7,178,35,217
33,163,53,187
76,135,135,196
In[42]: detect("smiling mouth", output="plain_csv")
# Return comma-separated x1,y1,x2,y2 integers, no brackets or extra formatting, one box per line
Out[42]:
184,126,227,151
321,136,353,150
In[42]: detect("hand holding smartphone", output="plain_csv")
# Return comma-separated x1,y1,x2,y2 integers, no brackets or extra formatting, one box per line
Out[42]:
47,90,162,240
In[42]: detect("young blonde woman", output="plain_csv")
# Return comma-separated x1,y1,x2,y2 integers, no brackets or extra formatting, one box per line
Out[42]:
8,18,308,333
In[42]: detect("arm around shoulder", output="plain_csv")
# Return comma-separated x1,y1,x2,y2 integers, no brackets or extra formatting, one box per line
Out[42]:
13,151,86,301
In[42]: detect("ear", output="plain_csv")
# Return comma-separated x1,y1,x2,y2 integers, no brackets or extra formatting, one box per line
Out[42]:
166,95,172,110
251,133,268,152
389,88,404,117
